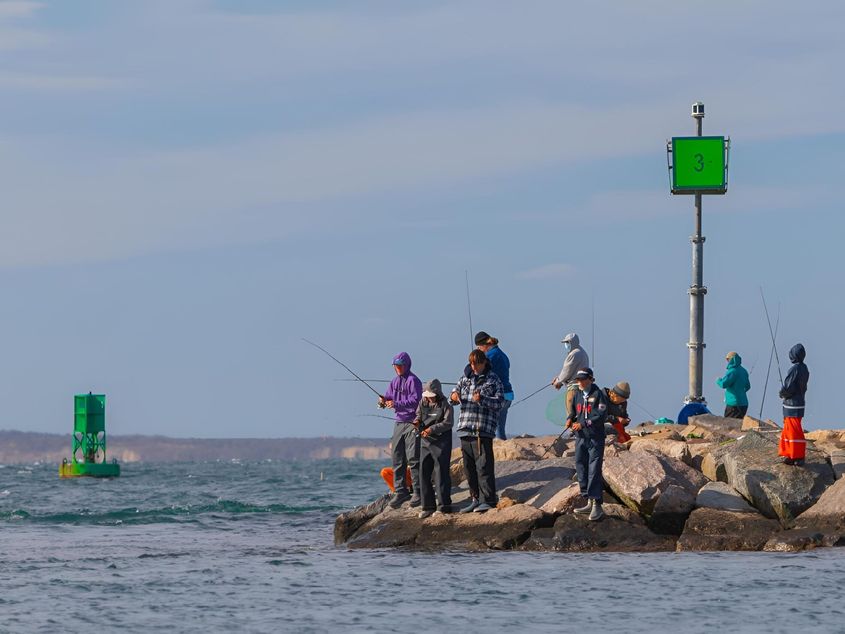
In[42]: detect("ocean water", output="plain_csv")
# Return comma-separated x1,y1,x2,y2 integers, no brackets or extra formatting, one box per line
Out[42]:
1,460,844,633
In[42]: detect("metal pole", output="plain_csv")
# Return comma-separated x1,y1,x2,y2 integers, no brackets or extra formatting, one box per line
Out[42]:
687,103,707,403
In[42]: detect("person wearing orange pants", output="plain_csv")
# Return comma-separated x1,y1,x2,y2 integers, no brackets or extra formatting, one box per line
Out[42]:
778,343,809,466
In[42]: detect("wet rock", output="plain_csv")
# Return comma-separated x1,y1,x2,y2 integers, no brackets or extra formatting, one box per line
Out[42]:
677,507,781,551
719,431,835,526
695,481,755,513
334,493,390,545
763,529,830,552
603,445,707,534
345,503,544,550
520,503,676,552
630,438,692,466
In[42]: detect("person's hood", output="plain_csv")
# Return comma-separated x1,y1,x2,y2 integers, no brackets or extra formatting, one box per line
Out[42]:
562,332,580,347
422,379,444,399
726,352,742,369
392,351,412,375
789,343,806,364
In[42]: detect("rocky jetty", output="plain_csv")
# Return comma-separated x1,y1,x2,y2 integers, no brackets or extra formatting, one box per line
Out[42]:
335,416,845,552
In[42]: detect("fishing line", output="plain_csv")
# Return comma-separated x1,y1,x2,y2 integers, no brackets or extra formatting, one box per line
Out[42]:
759,302,781,420
759,288,784,386
302,338,383,398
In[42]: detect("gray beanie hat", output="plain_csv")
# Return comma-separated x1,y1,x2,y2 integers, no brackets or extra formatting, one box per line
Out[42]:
611,381,631,399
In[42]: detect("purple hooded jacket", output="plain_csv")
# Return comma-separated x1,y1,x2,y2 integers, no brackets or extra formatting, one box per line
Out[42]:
383,352,422,423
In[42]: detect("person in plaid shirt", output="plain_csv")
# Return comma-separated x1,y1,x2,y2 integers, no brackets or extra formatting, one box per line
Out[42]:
450,349,504,513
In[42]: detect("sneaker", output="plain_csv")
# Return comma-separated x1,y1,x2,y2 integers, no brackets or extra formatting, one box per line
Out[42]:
418,509,434,519
388,493,410,509
473,503,493,513
459,499,480,513
782,458,795,466
589,501,605,521
793,459,805,467
573,499,593,514
436,505,453,515
409,496,422,508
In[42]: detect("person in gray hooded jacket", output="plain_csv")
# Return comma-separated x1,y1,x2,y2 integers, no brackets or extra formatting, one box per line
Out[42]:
552,332,590,422
413,379,454,518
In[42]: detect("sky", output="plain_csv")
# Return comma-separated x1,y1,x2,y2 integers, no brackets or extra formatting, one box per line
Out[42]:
1,0,844,438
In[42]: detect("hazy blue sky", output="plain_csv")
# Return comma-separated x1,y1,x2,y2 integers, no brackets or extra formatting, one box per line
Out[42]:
1,1,843,438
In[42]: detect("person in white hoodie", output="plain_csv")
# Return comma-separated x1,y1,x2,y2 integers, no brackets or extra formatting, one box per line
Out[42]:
552,332,590,422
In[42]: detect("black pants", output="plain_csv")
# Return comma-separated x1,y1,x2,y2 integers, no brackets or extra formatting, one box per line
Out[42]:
419,434,453,511
724,405,748,419
460,436,497,506
575,432,605,500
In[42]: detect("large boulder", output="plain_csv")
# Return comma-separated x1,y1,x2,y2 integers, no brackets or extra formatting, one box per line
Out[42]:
797,476,845,529
493,458,576,503
526,480,616,515
687,439,714,472
521,503,676,552
344,503,544,550
629,438,692,466
677,507,781,551
334,494,391,545
719,431,835,526
493,435,563,461
741,415,780,432
695,481,755,513
684,414,743,442
830,450,845,480
602,445,708,534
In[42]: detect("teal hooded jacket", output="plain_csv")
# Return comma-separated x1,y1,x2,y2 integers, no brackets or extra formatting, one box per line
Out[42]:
716,353,751,407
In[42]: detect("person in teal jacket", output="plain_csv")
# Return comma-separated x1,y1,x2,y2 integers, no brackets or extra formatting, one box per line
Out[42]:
716,351,751,419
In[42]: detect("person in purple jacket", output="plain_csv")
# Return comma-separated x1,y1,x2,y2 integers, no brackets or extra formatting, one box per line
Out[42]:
378,352,423,509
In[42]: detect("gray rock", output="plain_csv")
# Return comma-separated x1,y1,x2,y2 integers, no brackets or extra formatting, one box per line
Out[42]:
695,481,756,513
630,438,692,466
488,458,576,504
526,480,616,515
763,529,834,552
333,494,390,545
830,451,845,480
520,503,676,552
686,414,744,438
720,431,835,526
677,507,781,551
603,445,707,534
796,476,845,533
345,504,544,550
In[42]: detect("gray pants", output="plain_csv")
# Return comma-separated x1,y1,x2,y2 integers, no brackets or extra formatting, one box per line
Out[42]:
419,434,453,511
391,422,420,498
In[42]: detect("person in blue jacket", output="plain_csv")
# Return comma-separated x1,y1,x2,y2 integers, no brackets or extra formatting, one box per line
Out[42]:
716,351,751,419
473,331,514,440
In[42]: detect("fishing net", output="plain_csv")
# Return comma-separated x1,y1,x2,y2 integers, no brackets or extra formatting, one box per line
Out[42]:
544,393,568,428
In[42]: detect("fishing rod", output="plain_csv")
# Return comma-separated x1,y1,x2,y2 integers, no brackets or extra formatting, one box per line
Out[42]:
356,413,395,421
302,338,383,398
511,382,552,407
465,270,474,348
629,398,657,421
759,288,784,387
758,303,781,420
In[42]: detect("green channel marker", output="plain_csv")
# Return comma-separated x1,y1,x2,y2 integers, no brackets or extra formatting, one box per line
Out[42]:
672,136,726,193
59,393,120,478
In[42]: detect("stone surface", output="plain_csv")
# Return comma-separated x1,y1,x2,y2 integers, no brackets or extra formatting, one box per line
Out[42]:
526,480,615,515
695,481,756,513
677,507,781,551
719,431,835,526
763,528,836,552
629,424,686,441
603,445,707,534
488,458,576,504
684,414,743,442
687,440,714,472
741,415,780,432
334,494,390,545
345,503,544,550
629,438,692,466
830,451,845,480
520,503,676,552
797,476,845,525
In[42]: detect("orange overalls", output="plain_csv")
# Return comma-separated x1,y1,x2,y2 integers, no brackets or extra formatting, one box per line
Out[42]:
779,417,806,461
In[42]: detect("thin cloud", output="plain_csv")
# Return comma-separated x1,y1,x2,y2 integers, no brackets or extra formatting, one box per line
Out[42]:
516,263,576,280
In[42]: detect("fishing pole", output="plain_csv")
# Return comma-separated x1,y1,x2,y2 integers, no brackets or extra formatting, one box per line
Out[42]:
758,303,781,420
759,288,784,387
629,398,658,421
356,414,395,421
511,382,552,407
334,378,457,386
465,270,474,347
302,338,383,398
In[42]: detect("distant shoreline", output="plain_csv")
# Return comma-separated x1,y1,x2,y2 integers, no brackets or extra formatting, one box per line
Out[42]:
0,430,389,464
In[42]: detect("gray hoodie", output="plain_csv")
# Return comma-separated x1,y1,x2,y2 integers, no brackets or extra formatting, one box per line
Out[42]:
415,379,454,438
556,333,590,387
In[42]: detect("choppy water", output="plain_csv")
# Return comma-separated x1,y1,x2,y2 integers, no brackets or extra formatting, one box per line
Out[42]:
1,460,844,633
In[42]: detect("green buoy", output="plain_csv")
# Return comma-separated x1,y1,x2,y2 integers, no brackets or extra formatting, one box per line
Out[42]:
59,393,120,478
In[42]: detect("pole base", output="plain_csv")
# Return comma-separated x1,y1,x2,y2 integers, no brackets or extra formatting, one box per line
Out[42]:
59,460,120,478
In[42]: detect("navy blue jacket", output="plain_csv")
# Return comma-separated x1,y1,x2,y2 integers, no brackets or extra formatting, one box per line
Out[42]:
779,343,809,418
485,345,512,395
569,383,609,438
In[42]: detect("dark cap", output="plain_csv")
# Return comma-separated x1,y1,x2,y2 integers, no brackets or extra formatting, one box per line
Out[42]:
574,368,594,380
474,331,492,346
